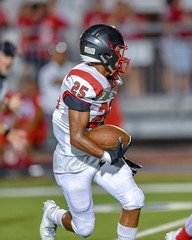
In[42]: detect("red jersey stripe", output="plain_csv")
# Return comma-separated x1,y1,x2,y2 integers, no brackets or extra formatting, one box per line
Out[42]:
67,69,104,96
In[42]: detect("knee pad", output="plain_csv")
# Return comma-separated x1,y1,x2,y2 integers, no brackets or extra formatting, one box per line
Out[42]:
70,200,95,238
72,220,95,238
122,187,145,210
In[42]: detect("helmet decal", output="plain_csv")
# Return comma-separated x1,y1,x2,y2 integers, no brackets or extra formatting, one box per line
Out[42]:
84,46,96,55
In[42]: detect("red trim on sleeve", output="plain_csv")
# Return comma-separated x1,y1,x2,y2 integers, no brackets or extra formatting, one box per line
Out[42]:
67,69,104,96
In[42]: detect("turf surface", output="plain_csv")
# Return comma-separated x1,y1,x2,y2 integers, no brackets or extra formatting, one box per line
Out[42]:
0,173,191,240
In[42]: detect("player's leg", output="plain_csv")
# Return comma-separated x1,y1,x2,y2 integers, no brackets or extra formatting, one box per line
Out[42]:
117,208,141,240
183,214,192,239
94,163,144,240
40,165,97,239
40,199,67,240
55,169,96,238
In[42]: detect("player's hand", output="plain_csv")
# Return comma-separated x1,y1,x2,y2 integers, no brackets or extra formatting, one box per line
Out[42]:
6,129,27,151
101,137,129,165
8,93,22,112
121,155,142,175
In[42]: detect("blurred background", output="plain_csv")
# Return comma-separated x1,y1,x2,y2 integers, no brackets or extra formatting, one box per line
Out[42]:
0,0,192,177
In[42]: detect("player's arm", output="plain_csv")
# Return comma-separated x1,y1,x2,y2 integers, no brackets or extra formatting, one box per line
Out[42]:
69,109,129,165
65,74,129,164
69,109,104,158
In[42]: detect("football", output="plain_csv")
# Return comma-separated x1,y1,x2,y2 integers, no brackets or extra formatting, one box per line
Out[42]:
86,124,131,150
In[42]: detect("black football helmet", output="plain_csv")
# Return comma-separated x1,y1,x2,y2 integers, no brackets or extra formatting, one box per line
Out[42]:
80,24,130,75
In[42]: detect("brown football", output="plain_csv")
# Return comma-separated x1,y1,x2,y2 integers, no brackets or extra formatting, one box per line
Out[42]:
86,124,131,150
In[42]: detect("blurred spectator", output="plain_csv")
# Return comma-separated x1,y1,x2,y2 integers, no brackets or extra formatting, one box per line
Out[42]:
0,41,27,155
107,1,154,98
16,2,46,69
38,42,75,117
38,41,75,150
0,79,47,169
82,0,109,28
0,0,8,29
0,0,9,41
16,0,69,74
37,0,69,64
160,0,192,97
0,41,16,102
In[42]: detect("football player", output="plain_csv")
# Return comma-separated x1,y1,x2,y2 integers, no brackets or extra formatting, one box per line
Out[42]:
40,24,144,240
165,214,192,240
0,41,27,151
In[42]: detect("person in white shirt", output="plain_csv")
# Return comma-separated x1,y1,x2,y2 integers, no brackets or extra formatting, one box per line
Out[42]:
40,24,144,240
38,42,75,116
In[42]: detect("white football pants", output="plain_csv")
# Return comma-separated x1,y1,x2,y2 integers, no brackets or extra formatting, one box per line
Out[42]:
54,163,144,238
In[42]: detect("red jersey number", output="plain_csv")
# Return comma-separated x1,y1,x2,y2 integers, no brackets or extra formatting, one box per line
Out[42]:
88,102,109,128
71,81,88,98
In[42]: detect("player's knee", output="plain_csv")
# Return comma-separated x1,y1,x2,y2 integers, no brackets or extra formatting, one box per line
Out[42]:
122,187,145,210
75,221,94,238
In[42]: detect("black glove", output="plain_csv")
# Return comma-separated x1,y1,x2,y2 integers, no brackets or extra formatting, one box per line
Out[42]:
121,155,142,175
106,137,129,165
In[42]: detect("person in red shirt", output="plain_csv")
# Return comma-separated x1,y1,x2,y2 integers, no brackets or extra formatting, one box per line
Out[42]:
106,1,151,98
161,0,192,96
0,41,27,170
83,0,109,28
163,0,192,39
0,79,47,169
106,1,148,41
16,3,46,63
37,0,69,62
0,8,8,28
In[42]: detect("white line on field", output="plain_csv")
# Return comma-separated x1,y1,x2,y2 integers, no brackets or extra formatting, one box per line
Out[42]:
0,182,192,198
136,217,188,238
139,183,192,193
93,202,192,213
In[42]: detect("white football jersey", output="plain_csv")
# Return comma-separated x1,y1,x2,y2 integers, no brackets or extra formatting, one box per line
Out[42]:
52,62,123,158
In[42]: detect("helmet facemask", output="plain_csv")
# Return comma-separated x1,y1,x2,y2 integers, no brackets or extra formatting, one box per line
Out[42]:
99,41,130,76
114,44,130,73
104,41,130,76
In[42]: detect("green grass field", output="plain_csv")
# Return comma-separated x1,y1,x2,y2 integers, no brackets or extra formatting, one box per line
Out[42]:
0,172,191,240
